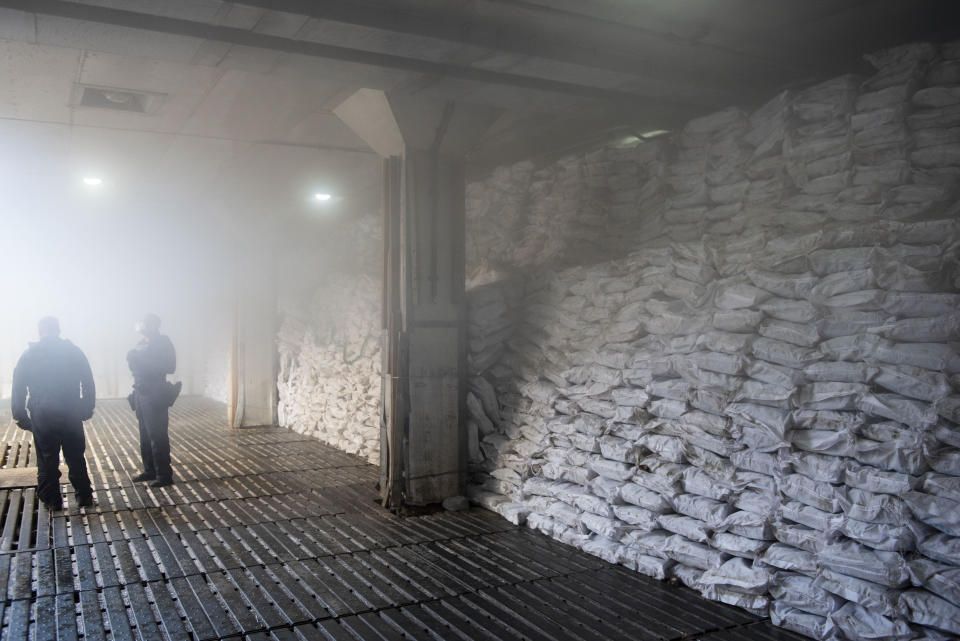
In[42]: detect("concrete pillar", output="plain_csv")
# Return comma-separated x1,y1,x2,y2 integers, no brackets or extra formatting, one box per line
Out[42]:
229,236,278,428
335,91,497,506
401,148,467,503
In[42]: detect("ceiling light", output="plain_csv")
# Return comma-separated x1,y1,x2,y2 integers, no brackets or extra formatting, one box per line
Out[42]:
640,129,670,139
102,91,134,105
83,177,103,186
611,134,642,148
314,193,332,202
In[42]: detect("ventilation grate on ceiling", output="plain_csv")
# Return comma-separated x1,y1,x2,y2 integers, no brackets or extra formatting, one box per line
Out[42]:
74,85,164,114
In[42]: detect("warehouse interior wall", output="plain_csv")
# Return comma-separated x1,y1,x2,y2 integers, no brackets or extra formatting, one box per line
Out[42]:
461,41,960,639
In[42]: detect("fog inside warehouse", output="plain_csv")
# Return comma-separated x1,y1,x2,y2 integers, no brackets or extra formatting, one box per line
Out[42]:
0,120,380,402
3,11,960,641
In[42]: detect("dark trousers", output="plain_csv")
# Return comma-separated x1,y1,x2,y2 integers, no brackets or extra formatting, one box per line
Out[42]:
31,415,92,505
135,392,172,481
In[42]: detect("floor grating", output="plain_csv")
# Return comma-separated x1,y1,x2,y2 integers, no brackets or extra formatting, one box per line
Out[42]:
0,398,808,640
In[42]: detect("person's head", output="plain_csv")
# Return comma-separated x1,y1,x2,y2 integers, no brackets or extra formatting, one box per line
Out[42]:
37,316,60,339
136,313,161,337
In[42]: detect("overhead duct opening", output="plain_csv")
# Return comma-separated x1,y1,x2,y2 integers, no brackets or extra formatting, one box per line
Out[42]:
75,85,163,114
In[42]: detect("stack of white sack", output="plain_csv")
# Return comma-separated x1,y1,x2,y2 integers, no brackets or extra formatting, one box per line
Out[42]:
466,147,621,287
278,273,381,463
606,141,669,251
467,161,534,288
465,39,960,641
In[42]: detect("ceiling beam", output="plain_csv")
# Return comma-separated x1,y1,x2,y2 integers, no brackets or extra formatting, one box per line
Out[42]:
465,103,692,178
0,113,377,154
234,0,727,76
0,0,692,108
235,0,823,80
485,0,960,84
234,0,867,96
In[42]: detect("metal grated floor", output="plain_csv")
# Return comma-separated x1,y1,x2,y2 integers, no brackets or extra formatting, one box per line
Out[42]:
0,398,807,641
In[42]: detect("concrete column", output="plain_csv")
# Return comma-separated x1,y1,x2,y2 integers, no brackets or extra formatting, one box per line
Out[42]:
335,90,497,506
401,148,467,503
229,236,278,428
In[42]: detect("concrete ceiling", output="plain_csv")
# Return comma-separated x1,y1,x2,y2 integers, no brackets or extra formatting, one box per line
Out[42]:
0,16,380,149
0,0,958,190
0,3,383,229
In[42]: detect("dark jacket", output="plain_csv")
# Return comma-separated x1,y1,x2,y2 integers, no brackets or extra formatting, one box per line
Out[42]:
127,334,176,395
11,337,96,426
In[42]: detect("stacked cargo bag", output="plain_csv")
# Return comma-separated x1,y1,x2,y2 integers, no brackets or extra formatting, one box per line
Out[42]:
275,213,383,461
878,41,960,640
465,161,533,288
456,37,960,641
465,149,625,286
606,140,669,252
663,107,751,243
277,272,382,463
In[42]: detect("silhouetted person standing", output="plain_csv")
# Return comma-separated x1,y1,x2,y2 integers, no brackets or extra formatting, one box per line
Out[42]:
11,317,95,510
127,313,178,487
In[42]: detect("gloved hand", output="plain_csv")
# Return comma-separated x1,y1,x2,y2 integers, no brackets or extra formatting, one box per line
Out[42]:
13,414,32,431
79,407,95,422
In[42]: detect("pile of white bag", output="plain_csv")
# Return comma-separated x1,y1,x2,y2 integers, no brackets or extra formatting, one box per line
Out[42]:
275,212,382,462
466,40,960,641
467,150,613,287
277,272,381,463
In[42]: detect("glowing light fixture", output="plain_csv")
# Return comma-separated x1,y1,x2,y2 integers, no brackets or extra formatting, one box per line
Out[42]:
82,176,103,186
640,129,670,139
614,134,642,147
314,192,332,202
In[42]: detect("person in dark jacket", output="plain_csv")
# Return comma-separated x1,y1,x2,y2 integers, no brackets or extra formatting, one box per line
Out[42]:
11,316,95,510
127,313,178,487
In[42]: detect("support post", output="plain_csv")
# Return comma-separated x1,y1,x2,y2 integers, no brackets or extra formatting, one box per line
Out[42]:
338,90,497,507
230,236,278,428
401,148,467,504
380,156,406,506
